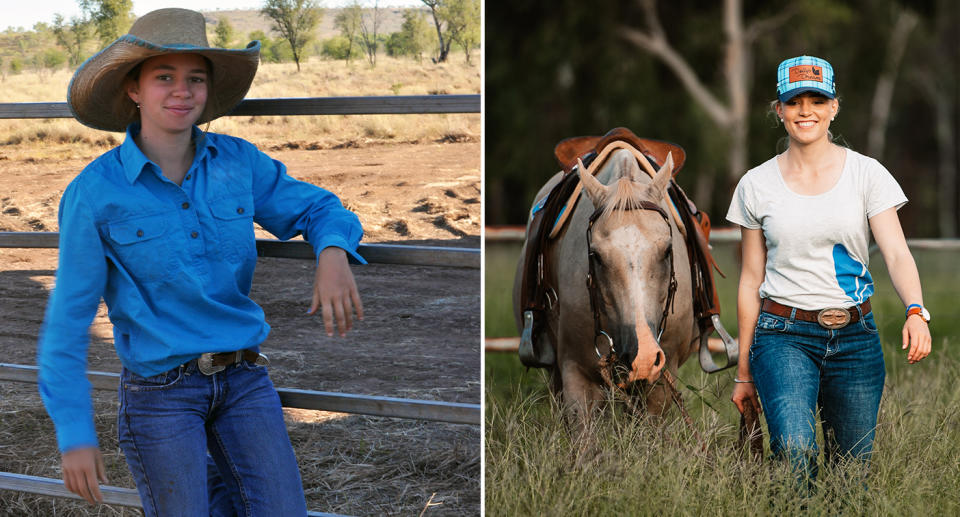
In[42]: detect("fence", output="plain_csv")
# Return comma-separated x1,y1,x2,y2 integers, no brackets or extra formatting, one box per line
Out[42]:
0,94,481,514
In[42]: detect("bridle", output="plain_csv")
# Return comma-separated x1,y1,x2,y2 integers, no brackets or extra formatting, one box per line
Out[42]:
585,198,678,385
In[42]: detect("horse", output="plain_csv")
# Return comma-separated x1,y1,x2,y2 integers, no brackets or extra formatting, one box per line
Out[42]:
513,148,697,437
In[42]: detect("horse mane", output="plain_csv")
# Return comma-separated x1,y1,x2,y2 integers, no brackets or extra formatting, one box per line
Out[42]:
598,176,657,223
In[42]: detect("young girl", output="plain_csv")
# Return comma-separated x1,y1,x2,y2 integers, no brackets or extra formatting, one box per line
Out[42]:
727,55,931,481
38,8,363,515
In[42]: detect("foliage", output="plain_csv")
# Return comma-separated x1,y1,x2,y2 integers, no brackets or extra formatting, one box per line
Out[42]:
250,30,294,63
321,35,363,61
9,58,23,74
260,0,322,72
52,14,94,67
37,48,67,70
388,9,433,62
357,1,383,66
333,3,362,63
214,16,236,49
439,0,479,64
79,0,134,45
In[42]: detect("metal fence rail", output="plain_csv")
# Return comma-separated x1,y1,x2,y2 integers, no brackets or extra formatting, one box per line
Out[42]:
0,95,481,119
0,363,480,425
0,232,480,268
0,472,349,516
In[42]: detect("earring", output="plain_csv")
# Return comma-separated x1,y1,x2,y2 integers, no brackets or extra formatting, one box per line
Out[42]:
136,103,141,110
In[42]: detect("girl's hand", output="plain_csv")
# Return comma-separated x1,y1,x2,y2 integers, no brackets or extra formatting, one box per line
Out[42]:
731,381,762,416
308,247,364,337
902,316,931,363
62,447,108,505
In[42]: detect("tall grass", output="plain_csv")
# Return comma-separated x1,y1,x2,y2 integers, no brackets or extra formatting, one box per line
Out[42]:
485,243,960,514
486,342,960,515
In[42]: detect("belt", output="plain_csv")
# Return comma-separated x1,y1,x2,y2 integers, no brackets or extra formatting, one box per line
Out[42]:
761,298,870,330
195,349,269,375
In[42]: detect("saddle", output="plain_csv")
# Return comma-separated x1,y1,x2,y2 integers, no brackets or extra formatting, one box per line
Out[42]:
518,127,738,373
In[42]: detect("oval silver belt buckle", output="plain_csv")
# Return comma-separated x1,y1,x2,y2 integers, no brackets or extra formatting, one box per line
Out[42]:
817,308,851,330
197,353,226,375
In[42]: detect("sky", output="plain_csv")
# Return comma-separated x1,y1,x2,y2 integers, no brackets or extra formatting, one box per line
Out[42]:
2,0,421,31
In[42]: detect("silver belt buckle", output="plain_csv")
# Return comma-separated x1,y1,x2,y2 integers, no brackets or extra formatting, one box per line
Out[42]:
817,308,851,329
254,353,270,367
197,353,226,376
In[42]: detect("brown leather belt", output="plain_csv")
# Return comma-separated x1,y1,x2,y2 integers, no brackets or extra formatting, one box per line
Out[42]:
195,349,269,375
761,298,871,330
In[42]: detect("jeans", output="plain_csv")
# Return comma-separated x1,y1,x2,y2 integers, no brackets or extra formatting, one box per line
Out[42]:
750,308,885,481
117,360,307,517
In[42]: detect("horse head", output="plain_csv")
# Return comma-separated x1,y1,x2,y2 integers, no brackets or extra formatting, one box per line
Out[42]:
577,150,676,386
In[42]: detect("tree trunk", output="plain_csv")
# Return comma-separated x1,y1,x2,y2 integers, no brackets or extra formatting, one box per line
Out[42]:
933,87,958,237
867,10,918,160
724,0,749,186
426,4,448,62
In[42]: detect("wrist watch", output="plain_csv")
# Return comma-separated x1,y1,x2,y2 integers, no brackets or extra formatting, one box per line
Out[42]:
905,304,931,322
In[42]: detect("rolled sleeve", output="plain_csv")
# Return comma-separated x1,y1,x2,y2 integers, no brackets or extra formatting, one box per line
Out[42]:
37,179,107,452
248,143,366,264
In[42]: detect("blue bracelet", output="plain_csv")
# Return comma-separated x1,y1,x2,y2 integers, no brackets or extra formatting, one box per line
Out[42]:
905,303,922,318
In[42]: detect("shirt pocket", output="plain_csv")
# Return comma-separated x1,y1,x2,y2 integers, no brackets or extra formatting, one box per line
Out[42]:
104,213,175,284
210,194,256,264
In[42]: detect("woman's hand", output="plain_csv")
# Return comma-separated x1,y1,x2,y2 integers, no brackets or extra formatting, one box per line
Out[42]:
62,447,108,505
308,247,364,337
731,381,762,416
903,316,931,364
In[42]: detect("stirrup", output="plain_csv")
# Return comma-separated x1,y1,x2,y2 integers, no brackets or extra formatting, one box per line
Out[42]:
699,314,739,373
518,310,555,367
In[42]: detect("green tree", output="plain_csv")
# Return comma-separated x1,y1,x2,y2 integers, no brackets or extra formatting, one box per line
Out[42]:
421,0,451,62
53,14,94,66
441,0,479,64
260,0,322,72
9,57,23,74
358,0,382,66
40,48,68,70
322,35,363,60
80,0,134,45
214,16,236,48
399,9,432,62
334,3,362,63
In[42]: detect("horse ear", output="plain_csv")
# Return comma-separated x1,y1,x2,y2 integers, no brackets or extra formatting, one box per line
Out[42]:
577,157,607,206
652,152,674,193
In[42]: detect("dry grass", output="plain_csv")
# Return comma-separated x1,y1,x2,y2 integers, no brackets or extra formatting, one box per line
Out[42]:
0,54,480,161
0,384,480,516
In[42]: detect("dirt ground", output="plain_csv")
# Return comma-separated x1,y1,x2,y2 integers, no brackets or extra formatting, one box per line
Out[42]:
0,141,481,516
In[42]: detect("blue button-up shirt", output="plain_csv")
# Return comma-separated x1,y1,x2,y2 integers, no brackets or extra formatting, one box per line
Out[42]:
38,125,364,452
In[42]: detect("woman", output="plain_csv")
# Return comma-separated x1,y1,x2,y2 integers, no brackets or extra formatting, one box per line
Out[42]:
726,56,931,481
37,9,364,515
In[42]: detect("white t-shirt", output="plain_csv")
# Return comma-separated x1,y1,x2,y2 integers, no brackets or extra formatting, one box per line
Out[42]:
726,147,907,310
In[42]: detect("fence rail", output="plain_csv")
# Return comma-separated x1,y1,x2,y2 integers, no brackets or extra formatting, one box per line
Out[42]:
0,232,480,268
0,363,480,425
0,95,481,119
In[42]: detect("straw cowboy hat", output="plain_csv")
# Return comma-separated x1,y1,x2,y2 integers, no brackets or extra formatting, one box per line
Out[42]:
68,8,260,132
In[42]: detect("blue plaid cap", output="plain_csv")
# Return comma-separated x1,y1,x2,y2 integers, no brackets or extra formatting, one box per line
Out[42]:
776,56,835,102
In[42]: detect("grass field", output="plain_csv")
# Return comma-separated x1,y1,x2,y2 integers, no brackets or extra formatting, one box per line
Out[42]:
485,236,960,515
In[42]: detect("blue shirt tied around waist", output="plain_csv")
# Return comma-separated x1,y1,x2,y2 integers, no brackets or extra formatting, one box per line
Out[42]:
38,124,366,453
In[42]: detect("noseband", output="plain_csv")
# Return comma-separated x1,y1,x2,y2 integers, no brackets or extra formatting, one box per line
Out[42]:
585,199,678,374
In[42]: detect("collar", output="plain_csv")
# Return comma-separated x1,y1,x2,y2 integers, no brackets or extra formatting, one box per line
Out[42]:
119,124,218,184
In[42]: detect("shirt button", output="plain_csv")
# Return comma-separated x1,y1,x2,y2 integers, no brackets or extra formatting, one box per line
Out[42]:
191,231,199,239
136,229,144,237
185,174,191,180
182,202,190,209
236,207,245,215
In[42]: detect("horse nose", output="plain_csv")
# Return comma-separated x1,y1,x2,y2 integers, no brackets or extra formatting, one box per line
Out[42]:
617,324,665,384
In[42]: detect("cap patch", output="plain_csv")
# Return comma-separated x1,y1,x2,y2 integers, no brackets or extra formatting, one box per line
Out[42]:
789,65,823,83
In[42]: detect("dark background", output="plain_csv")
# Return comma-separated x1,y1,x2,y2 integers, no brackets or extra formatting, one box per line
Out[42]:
485,0,958,237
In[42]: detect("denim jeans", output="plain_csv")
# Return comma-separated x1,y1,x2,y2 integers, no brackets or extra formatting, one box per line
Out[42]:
750,308,885,481
117,360,307,517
